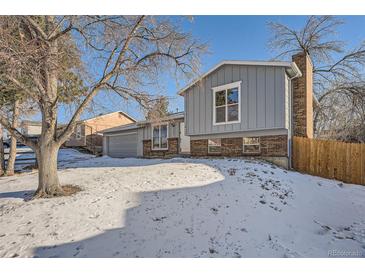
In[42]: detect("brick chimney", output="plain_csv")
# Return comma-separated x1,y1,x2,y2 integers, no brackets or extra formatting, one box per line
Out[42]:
292,52,314,138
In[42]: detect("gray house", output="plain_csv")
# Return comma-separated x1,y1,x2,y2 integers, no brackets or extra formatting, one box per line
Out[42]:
103,52,315,168
103,112,190,158
178,52,315,168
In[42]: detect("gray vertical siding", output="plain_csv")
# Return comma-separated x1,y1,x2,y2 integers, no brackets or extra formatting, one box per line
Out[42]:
265,67,275,128
137,128,143,156
184,64,288,136
139,121,181,140
248,66,257,129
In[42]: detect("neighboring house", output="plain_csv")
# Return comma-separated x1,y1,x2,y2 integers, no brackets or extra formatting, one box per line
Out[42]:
102,53,316,168
20,120,42,136
64,111,136,154
178,52,316,168
103,112,190,158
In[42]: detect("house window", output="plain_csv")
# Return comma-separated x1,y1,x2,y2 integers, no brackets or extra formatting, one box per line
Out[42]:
208,139,221,154
152,124,168,150
76,124,82,140
213,81,241,125
242,137,260,154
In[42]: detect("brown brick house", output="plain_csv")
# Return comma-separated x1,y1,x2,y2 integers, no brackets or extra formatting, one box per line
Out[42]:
63,111,136,154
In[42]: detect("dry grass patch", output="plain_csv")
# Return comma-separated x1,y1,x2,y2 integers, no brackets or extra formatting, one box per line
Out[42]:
62,184,82,196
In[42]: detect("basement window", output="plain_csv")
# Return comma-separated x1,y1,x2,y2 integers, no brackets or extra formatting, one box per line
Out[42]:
242,137,260,154
152,124,168,150
208,139,221,154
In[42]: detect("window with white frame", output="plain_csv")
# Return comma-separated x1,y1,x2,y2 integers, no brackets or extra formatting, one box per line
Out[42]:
242,137,260,154
213,81,241,125
208,138,221,154
76,124,82,140
152,124,168,150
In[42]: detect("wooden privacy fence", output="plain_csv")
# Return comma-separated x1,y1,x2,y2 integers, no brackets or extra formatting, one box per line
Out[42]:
292,136,365,185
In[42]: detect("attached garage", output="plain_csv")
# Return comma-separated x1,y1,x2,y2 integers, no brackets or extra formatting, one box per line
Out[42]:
102,112,187,158
106,132,138,157
103,124,142,158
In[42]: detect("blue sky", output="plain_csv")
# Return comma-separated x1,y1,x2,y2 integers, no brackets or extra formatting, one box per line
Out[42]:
57,16,365,123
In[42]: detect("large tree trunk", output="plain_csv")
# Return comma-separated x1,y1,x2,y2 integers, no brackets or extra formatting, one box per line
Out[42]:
5,99,19,176
34,141,63,198
32,34,65,198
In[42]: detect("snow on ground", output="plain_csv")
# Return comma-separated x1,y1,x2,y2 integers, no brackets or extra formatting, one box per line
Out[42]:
4,146,36,172
0,149,364,258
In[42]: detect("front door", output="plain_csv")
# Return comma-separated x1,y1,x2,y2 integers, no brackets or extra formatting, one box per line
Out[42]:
179,122,190,153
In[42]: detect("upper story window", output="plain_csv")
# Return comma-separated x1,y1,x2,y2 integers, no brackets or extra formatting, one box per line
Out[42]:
76,124,82,140
152,123,168,150
212,81,241,125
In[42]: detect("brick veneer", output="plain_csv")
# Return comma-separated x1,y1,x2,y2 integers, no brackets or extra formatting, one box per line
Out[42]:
143,138,179,157
190,135,288,157
190,139,208,156
260,135,288,157
222,138,243,156
292,52,314,138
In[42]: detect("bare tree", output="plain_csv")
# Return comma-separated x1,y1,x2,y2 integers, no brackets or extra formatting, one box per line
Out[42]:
146,96,169,121
4,98,19,175
314,82,365,142
268,16,365,142
0,64,40,176
0,16,206,198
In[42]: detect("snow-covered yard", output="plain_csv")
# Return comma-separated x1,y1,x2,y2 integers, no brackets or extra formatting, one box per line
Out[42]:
0,149,364,258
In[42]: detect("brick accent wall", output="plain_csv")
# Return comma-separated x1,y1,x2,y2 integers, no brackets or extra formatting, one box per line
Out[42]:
143,138,179,157
190,135,288,157
222,138,243,157
260,135,288,157
190,139,208,156
292,52,314,138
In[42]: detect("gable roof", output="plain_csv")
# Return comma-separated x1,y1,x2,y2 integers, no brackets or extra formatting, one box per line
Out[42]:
102,112,185,134
21,120,67,127
137,111,184,125
82,111,137,123
20,120,42,126
178,60,301,95
102,123,140,134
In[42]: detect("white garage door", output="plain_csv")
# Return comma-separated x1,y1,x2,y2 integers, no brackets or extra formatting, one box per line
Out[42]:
107,132,138,158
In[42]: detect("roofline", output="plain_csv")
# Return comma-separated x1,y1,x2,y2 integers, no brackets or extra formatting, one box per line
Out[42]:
82,111,137,123
103,112,185,134
178,60,301,95
102,122,141,134
137,112,185,125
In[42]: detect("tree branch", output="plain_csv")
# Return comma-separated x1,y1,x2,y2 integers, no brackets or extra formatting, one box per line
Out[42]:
57,17,147,145
5,75,39,100
22,16,48,41
0,114,37,150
